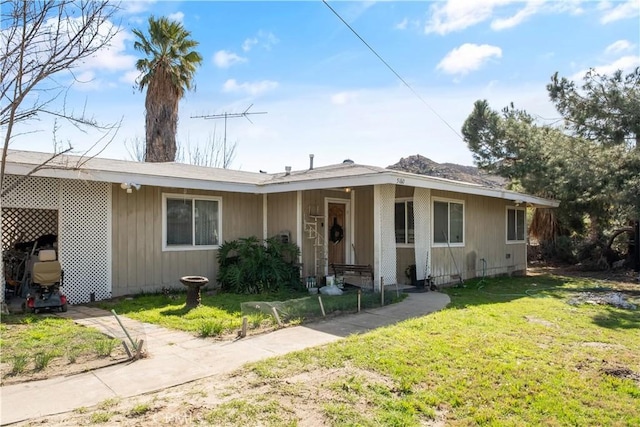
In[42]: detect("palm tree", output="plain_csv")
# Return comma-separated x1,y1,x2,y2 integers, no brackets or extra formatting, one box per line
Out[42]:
133,16,203,162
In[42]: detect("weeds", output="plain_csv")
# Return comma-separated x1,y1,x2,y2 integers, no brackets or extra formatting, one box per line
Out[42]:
97,398,120,410
67,346,82,364
10,354,28,375
94,339,118,357
90,412,113,424
128,403,151,416
33,351,56,371
198,319,225,337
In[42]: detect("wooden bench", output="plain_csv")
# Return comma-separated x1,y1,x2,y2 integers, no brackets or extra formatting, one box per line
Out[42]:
330,263,374,287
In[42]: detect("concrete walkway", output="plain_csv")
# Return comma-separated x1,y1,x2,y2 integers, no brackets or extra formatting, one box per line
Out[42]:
1,291,450,425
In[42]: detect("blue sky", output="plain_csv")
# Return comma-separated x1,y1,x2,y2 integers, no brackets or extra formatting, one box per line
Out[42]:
13,0,640,172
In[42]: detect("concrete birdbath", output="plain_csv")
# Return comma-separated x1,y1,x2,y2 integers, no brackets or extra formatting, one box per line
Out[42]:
180,276,209,309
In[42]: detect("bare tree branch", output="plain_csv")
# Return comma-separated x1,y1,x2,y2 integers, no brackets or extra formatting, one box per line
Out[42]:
0,0,123,308
1,0,122,187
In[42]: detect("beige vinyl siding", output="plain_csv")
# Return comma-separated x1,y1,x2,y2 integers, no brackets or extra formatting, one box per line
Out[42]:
111,185,262,296
266,192,297,242
430,190,525,285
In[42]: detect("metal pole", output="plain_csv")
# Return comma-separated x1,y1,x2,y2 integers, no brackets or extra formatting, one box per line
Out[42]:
223,113,227,168
111,309,137,352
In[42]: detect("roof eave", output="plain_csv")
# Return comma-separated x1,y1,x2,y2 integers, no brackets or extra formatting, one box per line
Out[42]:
4,162,259,194
261,170,559,208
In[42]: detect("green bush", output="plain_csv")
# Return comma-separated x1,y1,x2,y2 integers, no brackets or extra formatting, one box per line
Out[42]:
217,236,302,294
541,236,577,264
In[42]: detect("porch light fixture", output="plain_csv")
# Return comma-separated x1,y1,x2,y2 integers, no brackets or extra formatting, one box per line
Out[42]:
344,187,351,193
514,199,524,206
120,182,141,194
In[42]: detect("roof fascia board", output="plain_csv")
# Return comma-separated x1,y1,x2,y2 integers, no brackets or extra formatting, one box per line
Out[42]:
258,174,391,193
5,159,558,207
395,174,559,207
261,171,558,207
4,163,258,194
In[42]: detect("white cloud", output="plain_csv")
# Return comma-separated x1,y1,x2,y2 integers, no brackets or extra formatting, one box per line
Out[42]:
437,43,502,75
242,37,258,52
425,0,587,34
167,11,184,23
120,70,140,85
242,30,279,52
75,70,96,83
3,14,135,91
121,0,157,14
491,0,543,30
599,0,640,24
222,79,279,96
605,39,634,55
425,0,515,35
331,91,359,105
81,29,137,72
571,55,640,80
395,18,409,30
213,50,247,68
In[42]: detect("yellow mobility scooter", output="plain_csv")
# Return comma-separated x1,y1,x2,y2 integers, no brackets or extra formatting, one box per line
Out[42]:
22,249,68,313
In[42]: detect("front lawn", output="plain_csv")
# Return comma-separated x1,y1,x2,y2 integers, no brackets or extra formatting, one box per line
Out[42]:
95,287,405,338
0,314,126,385
9,274,640,426
207,274,640,425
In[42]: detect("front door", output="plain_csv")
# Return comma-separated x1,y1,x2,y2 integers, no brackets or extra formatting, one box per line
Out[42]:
327,202,346,266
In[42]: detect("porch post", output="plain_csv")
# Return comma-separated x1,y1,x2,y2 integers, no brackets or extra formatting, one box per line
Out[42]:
413,188,431,283
296,191,303,265
262,194,268,241
373,184,396,292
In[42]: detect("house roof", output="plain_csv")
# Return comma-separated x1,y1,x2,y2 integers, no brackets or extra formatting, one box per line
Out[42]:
3,150,559,207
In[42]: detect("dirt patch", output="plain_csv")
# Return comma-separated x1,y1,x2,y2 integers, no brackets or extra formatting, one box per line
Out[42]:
581,342,626,350
10,364,434,427
601,363,640,386
1,346,128,387
568,292,637,310
524,315,557,328
529,265,640,290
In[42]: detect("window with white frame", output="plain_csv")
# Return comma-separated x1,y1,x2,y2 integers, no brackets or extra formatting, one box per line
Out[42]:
507,207,526,242
395,200,415,245
163,194,221,250
433,199,464,245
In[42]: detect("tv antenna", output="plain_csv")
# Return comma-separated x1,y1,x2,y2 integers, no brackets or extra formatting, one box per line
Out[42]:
191,104,267,168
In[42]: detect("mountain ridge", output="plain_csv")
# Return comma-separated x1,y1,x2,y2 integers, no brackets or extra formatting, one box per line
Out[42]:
387,154,507,189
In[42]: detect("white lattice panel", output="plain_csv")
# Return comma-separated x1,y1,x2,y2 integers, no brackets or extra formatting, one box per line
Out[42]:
2,175,60,209
1,208,58,251
413,188,431,281
374,184,397,290
58,179,111,304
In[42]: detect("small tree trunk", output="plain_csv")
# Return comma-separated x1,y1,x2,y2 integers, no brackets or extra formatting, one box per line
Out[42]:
588,213,600,242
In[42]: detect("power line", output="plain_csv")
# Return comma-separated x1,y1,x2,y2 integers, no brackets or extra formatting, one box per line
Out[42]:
322,0,463,141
